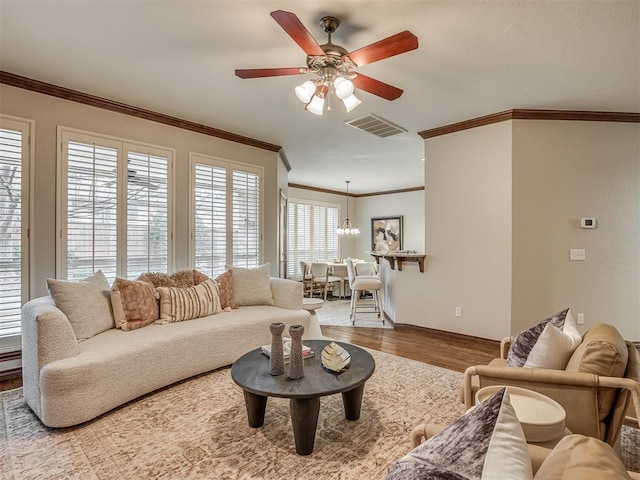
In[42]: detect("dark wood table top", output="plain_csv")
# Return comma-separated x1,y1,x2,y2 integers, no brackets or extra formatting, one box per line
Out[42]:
231,340,375,399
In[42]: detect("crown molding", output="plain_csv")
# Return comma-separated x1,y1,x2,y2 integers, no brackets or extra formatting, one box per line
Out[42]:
418,109,640,139
0,70,283,153
288,183,424,197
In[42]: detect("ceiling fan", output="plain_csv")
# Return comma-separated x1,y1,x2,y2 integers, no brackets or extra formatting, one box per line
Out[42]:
235,10,418,115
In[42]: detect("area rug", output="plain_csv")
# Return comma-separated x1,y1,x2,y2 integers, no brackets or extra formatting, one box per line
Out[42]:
0,350,638,479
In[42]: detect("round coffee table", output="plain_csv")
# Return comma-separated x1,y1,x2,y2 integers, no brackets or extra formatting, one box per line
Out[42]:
231,340,375,455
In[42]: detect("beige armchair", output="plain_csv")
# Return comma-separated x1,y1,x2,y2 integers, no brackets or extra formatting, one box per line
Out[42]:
462,323,640,446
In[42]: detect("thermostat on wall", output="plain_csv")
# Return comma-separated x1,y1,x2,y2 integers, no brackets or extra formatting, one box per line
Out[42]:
581,218,596,229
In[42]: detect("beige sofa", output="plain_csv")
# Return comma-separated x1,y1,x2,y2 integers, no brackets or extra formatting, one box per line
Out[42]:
462,323,640,446
21,277,311,428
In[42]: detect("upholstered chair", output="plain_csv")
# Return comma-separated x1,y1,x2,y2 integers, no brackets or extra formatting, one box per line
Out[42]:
309,262,341,300
346,258,384,325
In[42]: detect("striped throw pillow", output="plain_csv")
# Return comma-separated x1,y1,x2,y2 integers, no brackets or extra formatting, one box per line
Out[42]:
156,279,222,323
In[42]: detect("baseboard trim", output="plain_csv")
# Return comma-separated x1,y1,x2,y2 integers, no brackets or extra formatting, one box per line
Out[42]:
392,323,499,347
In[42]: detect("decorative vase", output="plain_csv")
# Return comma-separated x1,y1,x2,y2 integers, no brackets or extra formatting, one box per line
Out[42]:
269,322,285,376
287,324,305,380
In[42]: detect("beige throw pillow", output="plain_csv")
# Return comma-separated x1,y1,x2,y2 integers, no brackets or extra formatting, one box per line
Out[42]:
229,263,274,307
46,270,114,342
111,278,159,331
156,279,222,323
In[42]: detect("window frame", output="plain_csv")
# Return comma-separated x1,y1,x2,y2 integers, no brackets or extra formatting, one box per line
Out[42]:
189,152,264,275
56,126,175,281
0,114,35,348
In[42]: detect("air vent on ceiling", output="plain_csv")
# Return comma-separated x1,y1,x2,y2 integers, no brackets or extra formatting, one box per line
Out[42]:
345,113,408,138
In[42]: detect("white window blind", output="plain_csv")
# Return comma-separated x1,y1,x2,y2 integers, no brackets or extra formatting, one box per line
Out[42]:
125,149,169,278
232,170,260,268
0,116,32,339
59,129,173,281
287,199,339,279
193,163,227,276
191,154,263,277
64,139,119,280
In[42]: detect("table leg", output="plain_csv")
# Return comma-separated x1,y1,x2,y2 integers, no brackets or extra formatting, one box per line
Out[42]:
342,383,365,421
290,397,321,455
243,390,267,428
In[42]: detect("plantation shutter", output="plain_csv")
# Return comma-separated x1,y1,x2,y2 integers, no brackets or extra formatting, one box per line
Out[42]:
125,149,170,278
287,199,338,279
287,201,311,279
64,138,119,281
0,119,30,338
193,163,227,276
232,169,260,268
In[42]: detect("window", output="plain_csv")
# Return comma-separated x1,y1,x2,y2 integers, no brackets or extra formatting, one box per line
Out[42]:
287,198,339,279
190,153,263,277
0,115,33,340
58,128,173,281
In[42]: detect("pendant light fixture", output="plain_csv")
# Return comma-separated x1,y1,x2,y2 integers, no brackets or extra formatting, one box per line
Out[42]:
336,180,360,235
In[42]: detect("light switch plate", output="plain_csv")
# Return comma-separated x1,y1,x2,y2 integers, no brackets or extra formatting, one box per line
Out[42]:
570,249,586,261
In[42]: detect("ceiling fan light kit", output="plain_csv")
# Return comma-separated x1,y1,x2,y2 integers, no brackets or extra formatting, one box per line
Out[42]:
235,10,418,117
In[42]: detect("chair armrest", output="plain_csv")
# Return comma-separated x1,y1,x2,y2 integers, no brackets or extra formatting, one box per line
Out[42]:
410,423,447,448
500,336,512,359
270,277,303,310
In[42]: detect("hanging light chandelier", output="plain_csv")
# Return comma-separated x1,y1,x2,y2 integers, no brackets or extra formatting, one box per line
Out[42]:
336,180,360,235
293,16,361,116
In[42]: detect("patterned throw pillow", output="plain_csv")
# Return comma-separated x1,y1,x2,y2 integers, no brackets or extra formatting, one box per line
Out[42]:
386,388,532,480
136,269,197,288
156,279,222,323
110,278,159,331
229,263,274,307
215,270,237,310
506,308,573,368
46,270,115,342
193,269,210,285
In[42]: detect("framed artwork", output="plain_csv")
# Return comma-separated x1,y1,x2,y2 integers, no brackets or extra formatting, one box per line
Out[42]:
371,216,403,252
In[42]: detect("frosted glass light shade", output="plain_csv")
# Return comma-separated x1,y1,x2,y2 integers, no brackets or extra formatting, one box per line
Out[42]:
333,77,354,99
306,95,325,115
295,81,316,103
342,94,361,112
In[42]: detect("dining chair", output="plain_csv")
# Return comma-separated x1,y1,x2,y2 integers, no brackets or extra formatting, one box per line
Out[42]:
346,258,384,325
299,261,313,297
310,262,341,300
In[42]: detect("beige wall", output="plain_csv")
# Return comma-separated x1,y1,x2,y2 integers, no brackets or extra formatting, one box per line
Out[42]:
419,121,513,339
0,85,283,298
512,120,640,339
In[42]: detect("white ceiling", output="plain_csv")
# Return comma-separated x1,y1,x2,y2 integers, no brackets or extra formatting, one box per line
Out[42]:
1,1,638,194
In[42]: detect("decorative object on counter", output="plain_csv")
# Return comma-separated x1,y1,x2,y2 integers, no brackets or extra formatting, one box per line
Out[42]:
321,342,352,373
269,323,285,376
371,216,403,252
287,325,305,379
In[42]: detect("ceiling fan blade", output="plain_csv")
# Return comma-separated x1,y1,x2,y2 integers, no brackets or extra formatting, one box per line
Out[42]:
352,74,404,101
235,67,303,79
270,10,325,56
347,31,418,67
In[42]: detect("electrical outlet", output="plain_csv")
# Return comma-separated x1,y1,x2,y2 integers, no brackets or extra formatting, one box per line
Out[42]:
577,313,585,325
455,307,462,317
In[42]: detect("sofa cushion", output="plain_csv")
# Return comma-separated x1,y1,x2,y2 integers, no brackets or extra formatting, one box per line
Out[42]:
565,323,628,422
110,278,159,331
386,388,532,480
46,270,114,342
215,270,237,310
507,308,571,368
156,279,222,323
533,434,631,479
229,263,274,307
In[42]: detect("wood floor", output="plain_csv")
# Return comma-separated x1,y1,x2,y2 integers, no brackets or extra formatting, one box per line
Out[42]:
0,324,499,393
